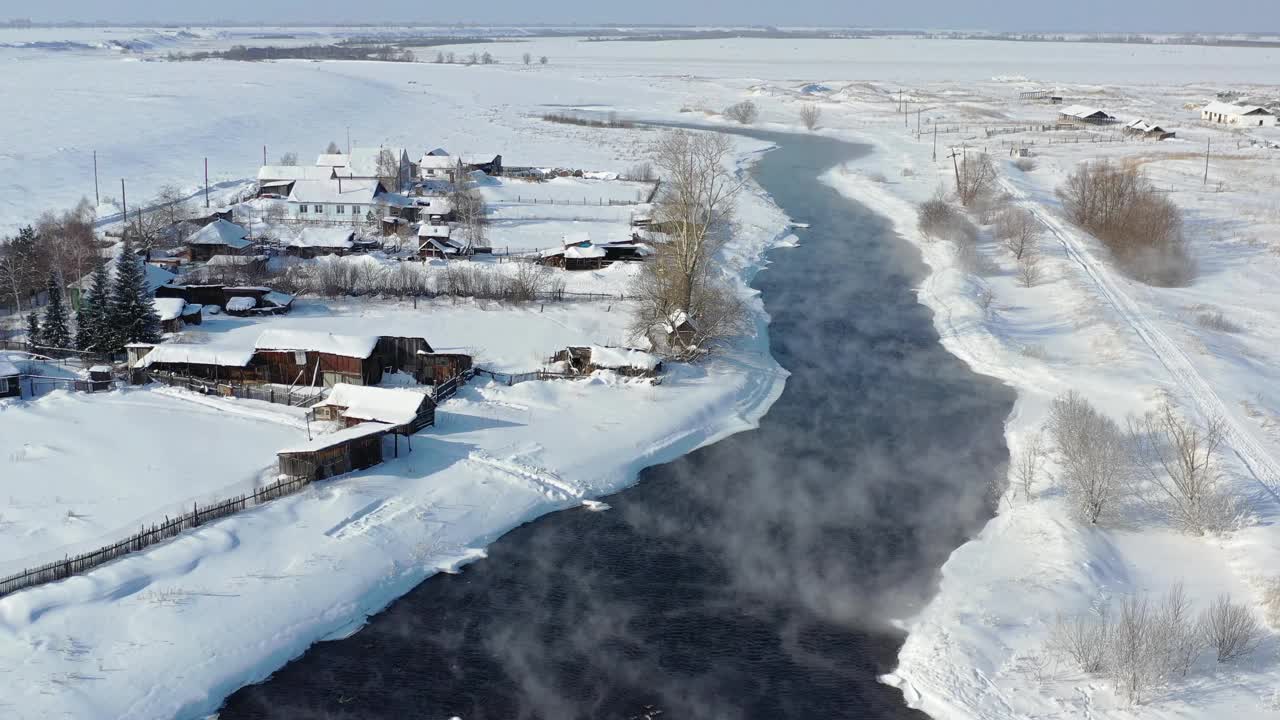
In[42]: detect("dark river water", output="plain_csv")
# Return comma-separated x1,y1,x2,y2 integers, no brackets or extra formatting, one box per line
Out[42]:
217,130,1015,720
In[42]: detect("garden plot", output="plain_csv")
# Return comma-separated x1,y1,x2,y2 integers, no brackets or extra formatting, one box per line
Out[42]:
0,388,304,574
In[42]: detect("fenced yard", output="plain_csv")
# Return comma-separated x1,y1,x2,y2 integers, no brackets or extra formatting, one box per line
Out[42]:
145,370,325,407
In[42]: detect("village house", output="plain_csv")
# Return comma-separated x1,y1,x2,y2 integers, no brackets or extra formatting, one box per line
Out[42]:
288,178,386,223
186,219,253,262
414,195,454,224
417,224,468,259
551,346,663,378
0,359,20,399
255,165,337,197
152,297,203,334
1200,101,1277,127
1058,105,1118,125
284,227,356,258
130,343,258,383
310,383,436,433
418,153,459,181
539,231,651,270
199,253,269,281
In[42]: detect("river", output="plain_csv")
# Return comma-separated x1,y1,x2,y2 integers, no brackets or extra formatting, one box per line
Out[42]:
217,129,1015,719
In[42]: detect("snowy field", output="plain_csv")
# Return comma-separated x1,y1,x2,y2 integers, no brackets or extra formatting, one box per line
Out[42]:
2,28,1280,719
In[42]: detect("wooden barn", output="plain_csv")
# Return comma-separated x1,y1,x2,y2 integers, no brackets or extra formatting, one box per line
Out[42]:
277,423,388,482
551,346,663,378
1058,105,1117,125
416,353,472,385
310,383,435,433
0,360,20,399
152,297,203,333
130,343,258,383
253,330,384,387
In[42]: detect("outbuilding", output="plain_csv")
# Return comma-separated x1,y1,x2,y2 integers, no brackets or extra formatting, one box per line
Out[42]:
285,227,356,259
0,360,20,399
277,423,389,482
1058,105,1117,125
253,330,384,387
551,346,663,378
311,383,436,433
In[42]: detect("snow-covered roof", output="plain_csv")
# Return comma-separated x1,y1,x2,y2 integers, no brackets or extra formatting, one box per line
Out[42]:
254,330,380,359
152,297,187,322
663,309,690,333
418,223,451,238
289,227,355,249
1202,101,1272,116
88,365,112,373
288,179,382,205
205,254,266,267
1126,119,1169,133
562,231,592,247
263,291,294,308
225,297,256,312
316,153,348,167
419,239,463,256
416,196,453,215
0,360,19,377
188,219,251,249
1060,105,1113,120
257,165,335,182
135,343,255,368
279,422,388,454
379,192,416,208
564,244,607,260
312,384,429,425
425,147,449,157
418,155,457,170
320,147,408,178
588,346,660,372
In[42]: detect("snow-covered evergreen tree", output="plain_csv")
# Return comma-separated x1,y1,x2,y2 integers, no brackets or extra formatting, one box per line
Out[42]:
40,272,72,349
25,311,41,348
105,236,160,351
75,266,110,352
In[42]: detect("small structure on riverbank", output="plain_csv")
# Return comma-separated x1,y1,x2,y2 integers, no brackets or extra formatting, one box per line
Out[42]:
277,423,388,482
551,346,663,378
311,383,436,433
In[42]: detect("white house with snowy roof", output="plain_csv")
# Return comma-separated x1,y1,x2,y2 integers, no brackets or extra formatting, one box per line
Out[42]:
1200,101,1276,127
316,147,413,189
287,178,386,223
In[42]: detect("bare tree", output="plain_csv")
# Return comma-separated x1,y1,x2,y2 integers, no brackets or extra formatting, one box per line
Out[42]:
375,148,401,190
435,51,445,64
1050,609,1110,674
326,140,342,154
1128,403,1235,535
481,51,494,64
953,151,997,207
724,100,759,125
1108,594,1157,704
1014,431,1045,502
799,103,821,131
995,207,1040,259
449,184,489,251
630,130,745,356
1199,594,1262,663
278,152,298,166
1048,391,1129,524
1154,582,1202,679
627,162,655,182
522,51,532,65
1017,251,1043,288
539,55,548,65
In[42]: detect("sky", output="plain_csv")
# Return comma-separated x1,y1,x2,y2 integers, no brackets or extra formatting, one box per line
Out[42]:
4,0,1276,33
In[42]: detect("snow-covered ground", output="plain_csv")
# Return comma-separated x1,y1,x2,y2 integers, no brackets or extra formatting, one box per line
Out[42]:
2,28,1280,719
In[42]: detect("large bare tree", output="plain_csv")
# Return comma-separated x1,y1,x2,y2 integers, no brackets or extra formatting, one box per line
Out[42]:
630,130,746,356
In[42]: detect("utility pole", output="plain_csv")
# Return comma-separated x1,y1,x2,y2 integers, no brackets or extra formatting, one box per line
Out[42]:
917,109,922,137
948,148,963,191
93,150,99,207
346,126,351,154
263,145,267,166
933,122,938,162
204,157,210,208
1203,137,1210,185
120,179,127,242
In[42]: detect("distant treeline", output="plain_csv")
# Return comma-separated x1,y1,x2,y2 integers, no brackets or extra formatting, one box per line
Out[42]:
541,113,635,129
167,38,492,63
929,32,1280,49
586,29,875,42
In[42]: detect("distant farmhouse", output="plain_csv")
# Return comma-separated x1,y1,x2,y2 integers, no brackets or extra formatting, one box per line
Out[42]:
1200,101,1276,127
186,219,253,261
1124,119,1176,140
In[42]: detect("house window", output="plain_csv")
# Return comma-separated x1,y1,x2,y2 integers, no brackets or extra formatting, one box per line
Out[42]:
351,205,360,215
336,205,345,214
314,204,323,213
294,351,307,366
300,204,308,214
0,377,9,394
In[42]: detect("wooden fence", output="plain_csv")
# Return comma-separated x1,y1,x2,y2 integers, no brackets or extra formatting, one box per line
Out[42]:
472,367,575,387
146,370,325,408
0,474,313,599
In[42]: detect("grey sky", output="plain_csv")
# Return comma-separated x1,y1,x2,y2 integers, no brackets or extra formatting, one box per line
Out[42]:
7,0,1275,34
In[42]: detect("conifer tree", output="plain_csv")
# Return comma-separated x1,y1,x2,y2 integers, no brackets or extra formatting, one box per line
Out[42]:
40,272,72,349
106,236,160,351
25,311,41,348
76,266,111,351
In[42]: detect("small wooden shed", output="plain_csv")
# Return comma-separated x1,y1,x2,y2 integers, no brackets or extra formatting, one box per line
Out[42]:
310,384,436,433
0,360,20,399
551,346,663,378
277,423,388,482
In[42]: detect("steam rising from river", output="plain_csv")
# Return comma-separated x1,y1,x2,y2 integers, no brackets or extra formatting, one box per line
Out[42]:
221,129,1014,720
